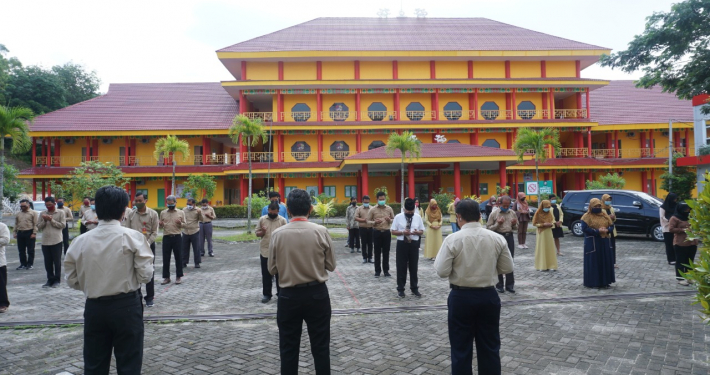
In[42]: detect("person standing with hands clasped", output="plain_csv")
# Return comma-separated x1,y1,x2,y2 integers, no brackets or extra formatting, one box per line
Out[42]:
160,195,185,285
182,198,203,269
354,195,373,264
268,189,336,375
256,201,287,303
581,199,615,288
83,199,99,232
345,197,360,254
434,199,514,375
424,199,444,260
126,192,159,307
199,199,216,257
37,196,66,288
0,221,11,313
391,198,425,298
14,199,37,270
64,186,154,375
533,200,558,271
669,202,697,286
486,195,518,294
56,197,73,255
367,191,395,277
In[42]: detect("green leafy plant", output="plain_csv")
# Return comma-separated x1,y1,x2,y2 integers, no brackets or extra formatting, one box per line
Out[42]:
182,174,217,201
242,192,271,220
153,135,190,197
229,114,267,234
373,186,389,203
586,173,627,190
385,131,422,203
513,128,561,194
0,105,33,209
432,188,455,216
660,153,697,200
2,164,25,201
496,185,511,197
698,145,710,156
49,161,130,209
684,172,710,323
313,196,336,225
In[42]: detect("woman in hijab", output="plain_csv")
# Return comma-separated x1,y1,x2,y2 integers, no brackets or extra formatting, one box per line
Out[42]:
515,192,531,249
668,202,697,286
448,197,461,233
423,199,443,259
550,195,565,256
659,193,678,265
532,200,557,271
601,194,618,268
581,198,615,288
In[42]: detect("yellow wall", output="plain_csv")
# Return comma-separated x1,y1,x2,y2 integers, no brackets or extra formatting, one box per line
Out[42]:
246,61,278,81
510,61,540,78
361,93,394,120
398,61,430,79
368,176,397,201
546,61,576,78
477,93,507,115
284,94,318,122
323,177,358,202
479,132,508,149
515,93,543,113
361,134,388,150
322,61,354,80
283,62,317,80
61,141,85,167
401,93,434,121
438,94,470,117
322,94,356,121
473,61,505,78
562,94,578,110
436,61,468,79
322,134,356,161
283,134,319,162
360,61,392,79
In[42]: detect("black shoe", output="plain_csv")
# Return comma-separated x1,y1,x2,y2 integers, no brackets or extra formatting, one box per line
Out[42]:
506,286,516,294
362,259,368,264
26,265,33,270
350,249,355,253
16,265,26,270
412,290,422,297
368,259,373,263
496,286,505,293
200,253,205,256
183,264,188,268
51,282,60,288
398,291,405,298
209,253,214,257
374,273,381,278
261,295,272,303
42,282,52,288
384,272,391,277
195,264,201,269
146,300,154,307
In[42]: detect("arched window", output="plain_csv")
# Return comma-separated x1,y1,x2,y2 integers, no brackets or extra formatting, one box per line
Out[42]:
368,102,387,121
482,139,500,148
291,103,311,122
406,102,425,121
443,102,462,121
368,140,386,150
480,102,499,120
329,103,349,121
329,141,350,160
517,101,536,120
291,141,312,161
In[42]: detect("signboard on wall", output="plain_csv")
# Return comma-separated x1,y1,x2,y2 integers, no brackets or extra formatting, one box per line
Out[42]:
525,181,554,196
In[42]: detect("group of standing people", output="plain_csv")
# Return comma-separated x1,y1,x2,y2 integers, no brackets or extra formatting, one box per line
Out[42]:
660,193,698,286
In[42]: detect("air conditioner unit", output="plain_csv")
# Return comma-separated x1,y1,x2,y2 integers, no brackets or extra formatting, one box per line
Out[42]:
101,138,113,145
627,132,636,138
661,131,669,137
140,138,150,144
64,138,75,144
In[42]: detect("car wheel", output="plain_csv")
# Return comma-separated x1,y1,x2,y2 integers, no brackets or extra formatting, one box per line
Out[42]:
571,220,584,237
651,224,664,242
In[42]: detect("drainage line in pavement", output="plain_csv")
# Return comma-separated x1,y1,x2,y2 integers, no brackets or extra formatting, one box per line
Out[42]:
0,290,696,328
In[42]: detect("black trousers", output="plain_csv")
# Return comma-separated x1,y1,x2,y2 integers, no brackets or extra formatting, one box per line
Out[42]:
84,291,144,375
496,233,515,288
277,283,331,375
80,223,87,235
373,230,391,273
0,266,8,308
144,243,156,302
674,245,697,279
448,288,502,375
610,235,616,264
181,232,201,266
260,255,280,297
16,230,35,267
42,243,63,284
663,232,675,263
348,228,360,249
62,227,70,254
359,227,373,260
162,234,183,279
395,240,419,292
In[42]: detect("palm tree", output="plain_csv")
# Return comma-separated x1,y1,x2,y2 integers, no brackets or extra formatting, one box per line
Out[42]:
229,114,266,233
153,135,190,197
385,131,422,203
512,127,561,192
0,106,33,208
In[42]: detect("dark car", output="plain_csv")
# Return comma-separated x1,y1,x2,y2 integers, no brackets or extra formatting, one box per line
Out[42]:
560,189,664,241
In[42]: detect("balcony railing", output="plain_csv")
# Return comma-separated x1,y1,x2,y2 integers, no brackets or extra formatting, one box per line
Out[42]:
554,109,587,119
557,148,589,157
362,111,398,122
241,112,274,122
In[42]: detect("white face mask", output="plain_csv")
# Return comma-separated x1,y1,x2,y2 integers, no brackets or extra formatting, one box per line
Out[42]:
202,206,208,210
187,205,194,210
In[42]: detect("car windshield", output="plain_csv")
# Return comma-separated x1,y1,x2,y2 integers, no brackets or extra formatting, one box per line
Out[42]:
635,192,662,207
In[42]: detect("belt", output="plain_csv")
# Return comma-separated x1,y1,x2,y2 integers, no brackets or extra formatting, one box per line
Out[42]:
163,234,182,237
497,232,514,236
89,290,139,301
293,281,323,288
376,229,390,233
450,284,495,290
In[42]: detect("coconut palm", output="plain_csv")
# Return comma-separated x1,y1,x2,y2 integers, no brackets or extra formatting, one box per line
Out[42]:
512,127,561,192
385,131,422,203
0,105,33,208
153,135,190,197
229,114,267,233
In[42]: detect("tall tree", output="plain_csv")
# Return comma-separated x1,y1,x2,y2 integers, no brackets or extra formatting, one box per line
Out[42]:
182,174,217,201
153,135,190,198
0,44,21,105
51,62,101,105
513,128,561,192
0,105,33,209
5,65,68,114
229,114,266,234
385,131,422,203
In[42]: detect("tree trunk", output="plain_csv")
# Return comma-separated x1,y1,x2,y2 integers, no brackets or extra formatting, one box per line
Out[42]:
0,135,4,210
247,136,253,234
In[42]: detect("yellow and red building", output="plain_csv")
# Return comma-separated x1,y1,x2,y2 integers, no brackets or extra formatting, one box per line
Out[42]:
21,18,695,207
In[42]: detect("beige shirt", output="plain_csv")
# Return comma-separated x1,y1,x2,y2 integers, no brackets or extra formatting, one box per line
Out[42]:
83,209,99,231
257,214,287,257
120,207,132,227
182,207,203,235
0,223,10,267
367,205,395,231
14,210,38,235
268,220,336,288
354,205,373,228
160,209,185,235
79,204,91,218
486,209,519,234
60,207,73,223
64,220,154,298
200,206,216,223
37,209,66,246
126,208,160,244
434,222,514,288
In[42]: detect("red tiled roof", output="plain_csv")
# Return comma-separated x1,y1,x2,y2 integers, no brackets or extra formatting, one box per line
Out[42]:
513,157,668,167
347,143,517,160
590,81,693,125
218,18,607,53
30,83,238,132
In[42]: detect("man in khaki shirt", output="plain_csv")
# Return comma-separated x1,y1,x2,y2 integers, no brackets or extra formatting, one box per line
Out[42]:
354,195,374,264
486,195,518,294
64,185,153,374
181,198,203,269
366,191,395,277
256,201,287,303
199,199,216,257
126,192,159,307
56,197,73,254
268,189,335,375
83,199,99,231
14,199,37,270
37,196,66,288
78,197,92,234
159,195,185,284
434,199,513,375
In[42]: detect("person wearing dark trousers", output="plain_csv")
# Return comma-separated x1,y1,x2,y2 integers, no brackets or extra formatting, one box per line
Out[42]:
199,199,217,257
268,189,336,375
435,199,514,375
256,202,287,303
159,195,185,285
391,198,425,298
37,196,67,288
181,198,203,269
57,197,73,255
367,192,395,277
659,193,678,265
126,192,160,307
65,185,154,375
355,195,373,263
78,197,92,235
14,199,37,270
668,202,698,286
0,222,11,313
486,195,518,294
345,197,360,253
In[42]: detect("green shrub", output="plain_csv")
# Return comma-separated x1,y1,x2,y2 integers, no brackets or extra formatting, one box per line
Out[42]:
685,172,710,322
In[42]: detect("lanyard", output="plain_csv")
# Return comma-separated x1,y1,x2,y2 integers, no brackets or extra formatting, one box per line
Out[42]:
291,217,308,222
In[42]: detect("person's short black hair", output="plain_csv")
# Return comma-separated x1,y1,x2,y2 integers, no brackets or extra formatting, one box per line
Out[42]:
268,201,280,211
135,192,147,200
287,188,312,217
83,196,92,201
90,198,95,203
404,198,415,211
201,199,209,204
350,196,357,201
376,191,386,199
362,195,370,201
187,198,196,204
456,199,481,222
44,196,55,203
56,197,64,201
20,199,30,204
269,191,281,199
95,186,129,221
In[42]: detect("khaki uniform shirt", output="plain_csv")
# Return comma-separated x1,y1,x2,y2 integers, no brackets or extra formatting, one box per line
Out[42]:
257,214,287,257
83,209,99,231
367,205,395,231
434,222,514,288
345,205,359,229
14,210,38,235
354,206,373,228
268,220,336,288
79,204,91,218
182,207,202,235
60,207,73,224
37,209,66,246
64,220,154,298
200,206,216,223
160,209,185,236
486,209,519,234
120,207,132,227
126,208,160,245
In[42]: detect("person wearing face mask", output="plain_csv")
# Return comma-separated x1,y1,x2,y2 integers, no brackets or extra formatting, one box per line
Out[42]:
549,195,565,257
159,195,185,285
367,191,395,277
532,200,557,271
484,195,497,219
600,194,617,268
37,196,67,288
126,192,159,307
345,197,360,254
668,202,697,286
486,195,518,293
199,199,217,257
424,199,443,260
514,192,531,249
181,198,203,269
56,198,73,255
256,201,287,303
581,199,615,288
659,193,678,265
391,198,425,298
261,191,289,222
78,197,92,234
354,195,374,264
448,197,461,233
83,199,99,232
13,199,37,270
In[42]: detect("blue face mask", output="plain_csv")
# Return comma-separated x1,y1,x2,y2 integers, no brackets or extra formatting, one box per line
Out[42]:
550,200,557,204
90,205,95,210
378,200,386,206
542,208,550,213
500,207,509,212
363,203,370,208
604,201,612,206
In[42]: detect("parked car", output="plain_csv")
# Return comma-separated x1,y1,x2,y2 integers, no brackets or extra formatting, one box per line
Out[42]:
560,189,664,241
32,201,47,220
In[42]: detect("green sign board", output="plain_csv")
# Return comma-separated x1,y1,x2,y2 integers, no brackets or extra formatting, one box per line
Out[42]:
525,180,554,196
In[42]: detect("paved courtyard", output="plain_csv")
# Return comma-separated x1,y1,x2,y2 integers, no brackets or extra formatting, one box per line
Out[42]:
1,232,708,374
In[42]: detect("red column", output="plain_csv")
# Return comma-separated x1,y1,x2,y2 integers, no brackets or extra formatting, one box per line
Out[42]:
356,91,361,121
32,138,37,166
430,60,436,79
473,89,479,120
130,181,137,201
475,170,481,196
640,131,647,157
468,92,475,120
470,129,479,146
651,169,656,195
317,132,323,162
606,133,613,158
124,136,130,166
614,130,619,158
55,139,61,166
44,137,50,166
318,174,324,195
512,172,518,196
453,162,461,199
575,60,581,78
42,180,46,199
470,174,476,197
432,92,439,120
586,88,591,119
362,164,369,197
394,91,400,121
47,181,51,197
241,61,247,80
354,60,360,80
278,61,284,80
278,132,284,162
506,132,513,150
685,128,690,155
542,91,548,119
504,61,511,78
32,179,37,200
316,90,322,121
641,172,648,193
544,172,550,181
552,170,557,194
499,162,507,188
467,61,473,79
511,89,517,120
649,129,655,156
239,91,247,114
164,178,171,197
408,163,415,199
674,131,681,150
549,90,555,118
505,93,511,119
587,129,592,157
541,60,547,78
356,131,362,154
392,61,398,79
576,93,583,118
316,61,322,80
279,177,285,197
240,177,247,203
93,139,99,159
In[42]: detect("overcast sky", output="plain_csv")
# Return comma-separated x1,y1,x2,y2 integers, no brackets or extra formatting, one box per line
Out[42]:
2,0,678,92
